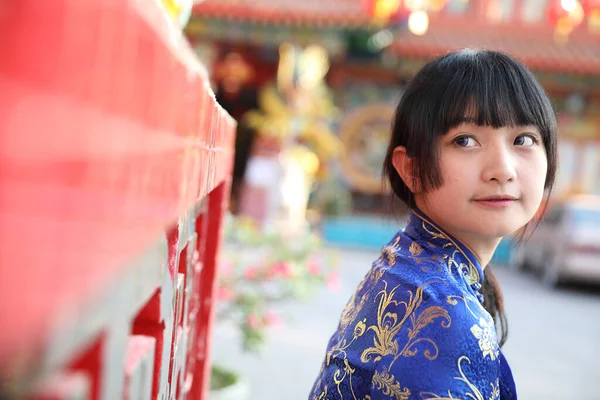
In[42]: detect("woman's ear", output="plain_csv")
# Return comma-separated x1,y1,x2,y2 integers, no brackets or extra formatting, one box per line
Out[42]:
391,146,420,193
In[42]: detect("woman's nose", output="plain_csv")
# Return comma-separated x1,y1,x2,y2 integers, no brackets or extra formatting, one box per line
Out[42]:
481,144,517,183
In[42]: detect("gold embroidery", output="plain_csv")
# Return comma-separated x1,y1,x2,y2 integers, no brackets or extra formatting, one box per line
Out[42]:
360,281,404,363
454,356,486,400
462,261,480,286
361,280,451,369
327,336,355,366
420,356,493,400
413,213,481,285
445,249,479,286
419,356,500,400
324,268,388,399
312,363,327,399
354,319,367,338
407,240,443,271
331,359,360,399
380,236,401,265
446,295,482,320
340,290,368,332
371,367,411,400
333,363,349,398
316,221,497,400
447,295,498,359
314,385,327,400
470,318,498,361
339,267,384,330
409,241,423,256
489,380,500,400
420,392,461,399
402,304,451,360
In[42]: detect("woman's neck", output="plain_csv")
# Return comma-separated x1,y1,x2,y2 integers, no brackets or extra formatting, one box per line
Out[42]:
412,206,502,268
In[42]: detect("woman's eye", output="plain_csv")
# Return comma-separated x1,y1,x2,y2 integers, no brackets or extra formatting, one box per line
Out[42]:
514,135,536,146
454,136,476,147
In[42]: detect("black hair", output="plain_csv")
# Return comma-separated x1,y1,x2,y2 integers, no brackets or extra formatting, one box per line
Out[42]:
382,48,558,347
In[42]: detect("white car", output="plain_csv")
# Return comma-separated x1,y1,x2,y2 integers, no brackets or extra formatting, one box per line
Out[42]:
513,196,600,287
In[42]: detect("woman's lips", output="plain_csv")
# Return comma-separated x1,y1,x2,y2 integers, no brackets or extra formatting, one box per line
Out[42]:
472,196,518,208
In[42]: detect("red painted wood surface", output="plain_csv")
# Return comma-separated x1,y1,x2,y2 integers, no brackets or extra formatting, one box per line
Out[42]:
0,1,235,398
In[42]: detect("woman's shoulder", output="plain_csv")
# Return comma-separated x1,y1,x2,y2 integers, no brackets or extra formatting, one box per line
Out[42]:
372,231,456,288
318,246,500,400
344,257,483,333
338,230,487,334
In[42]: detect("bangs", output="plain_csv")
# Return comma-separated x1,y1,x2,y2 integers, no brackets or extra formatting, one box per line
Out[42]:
433,51,555,136
384,49,558,209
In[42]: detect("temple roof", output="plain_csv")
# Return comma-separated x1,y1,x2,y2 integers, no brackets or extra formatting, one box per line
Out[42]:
388,19,600,75
192,0,371,27
192,1,600,74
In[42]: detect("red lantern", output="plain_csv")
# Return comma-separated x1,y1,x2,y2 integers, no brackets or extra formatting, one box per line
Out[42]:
546,0,584,33
362,0,405,25
546,0,569,27
587,8,600,32
582,0,600,32
581,0,600,13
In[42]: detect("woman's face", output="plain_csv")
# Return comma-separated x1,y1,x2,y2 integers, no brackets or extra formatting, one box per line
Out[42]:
415,122,548,244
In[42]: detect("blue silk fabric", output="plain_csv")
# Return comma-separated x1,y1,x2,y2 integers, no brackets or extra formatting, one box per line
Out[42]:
310,210,517,400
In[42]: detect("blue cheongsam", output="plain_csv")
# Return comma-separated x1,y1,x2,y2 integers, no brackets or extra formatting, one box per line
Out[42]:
310,210,517,400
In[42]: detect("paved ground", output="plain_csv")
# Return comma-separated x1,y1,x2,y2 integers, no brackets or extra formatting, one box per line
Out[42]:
211,248,600,400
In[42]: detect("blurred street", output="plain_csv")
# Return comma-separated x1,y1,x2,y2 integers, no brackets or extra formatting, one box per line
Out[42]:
211,248,600,400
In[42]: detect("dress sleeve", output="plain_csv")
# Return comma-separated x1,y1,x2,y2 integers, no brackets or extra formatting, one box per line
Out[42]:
367,290,501,400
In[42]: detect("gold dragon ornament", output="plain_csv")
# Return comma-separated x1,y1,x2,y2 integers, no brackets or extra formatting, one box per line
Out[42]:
244,43,343,182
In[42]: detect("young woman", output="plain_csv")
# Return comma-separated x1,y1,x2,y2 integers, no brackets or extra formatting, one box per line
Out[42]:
310,49,557,400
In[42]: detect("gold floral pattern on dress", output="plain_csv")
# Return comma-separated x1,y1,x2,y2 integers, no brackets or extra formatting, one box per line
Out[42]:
407,241,443,272
360,280,451,368
359,281,405,363
339,267,384,330
410,241,423,256
421,357,501,400
454,356,488,400
378,236,401,266
354,319,367,338
446,295,485,320
489,379,500,400
470,318,499,361
312,364,328,400
447,295,498,359
332,358,355,398
420,392,461,399
415,214,481,286
313,381,327,400
371,366,411,400
339,290,367,332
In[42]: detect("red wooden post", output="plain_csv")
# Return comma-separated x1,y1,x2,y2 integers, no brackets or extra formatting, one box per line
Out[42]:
0,1,236,399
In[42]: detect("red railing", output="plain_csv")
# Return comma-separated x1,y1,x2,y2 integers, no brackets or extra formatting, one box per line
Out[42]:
0,1,236,399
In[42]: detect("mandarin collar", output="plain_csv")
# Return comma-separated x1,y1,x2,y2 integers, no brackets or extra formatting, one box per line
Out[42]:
403,209,485,303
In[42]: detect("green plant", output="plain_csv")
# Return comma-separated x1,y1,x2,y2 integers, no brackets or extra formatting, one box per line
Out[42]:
216,214,340,353
210,365,241,391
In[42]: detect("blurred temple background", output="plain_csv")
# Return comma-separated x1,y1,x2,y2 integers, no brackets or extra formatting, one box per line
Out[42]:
185,0,600,399
188,0,600,250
